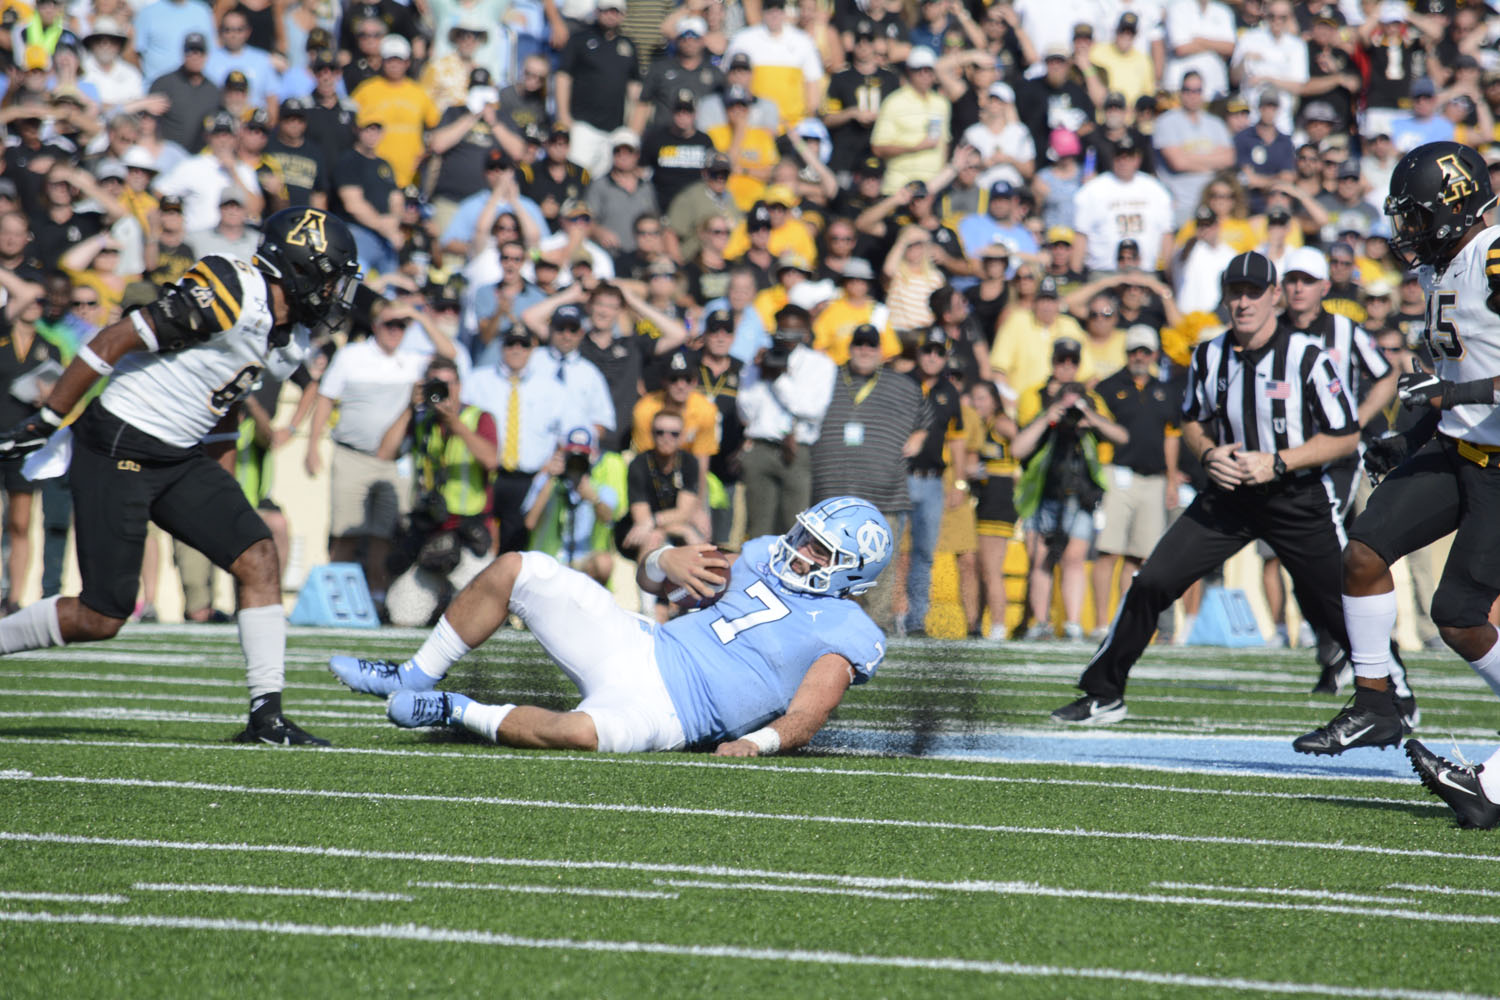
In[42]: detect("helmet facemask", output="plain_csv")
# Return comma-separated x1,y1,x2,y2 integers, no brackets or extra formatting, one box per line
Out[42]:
770,512,868,596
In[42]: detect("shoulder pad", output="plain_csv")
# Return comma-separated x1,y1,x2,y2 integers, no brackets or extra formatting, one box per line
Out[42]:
1486,234,1500,293
148,257,246,352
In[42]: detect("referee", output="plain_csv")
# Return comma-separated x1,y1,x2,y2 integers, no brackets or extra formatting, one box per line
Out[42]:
1051,252,1360,725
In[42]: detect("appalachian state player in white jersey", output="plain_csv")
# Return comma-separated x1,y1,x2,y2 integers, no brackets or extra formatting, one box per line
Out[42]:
1295,141,1500,828
0,207,360,746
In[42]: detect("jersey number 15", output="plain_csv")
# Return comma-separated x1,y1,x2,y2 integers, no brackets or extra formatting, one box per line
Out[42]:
1428,291,1465,360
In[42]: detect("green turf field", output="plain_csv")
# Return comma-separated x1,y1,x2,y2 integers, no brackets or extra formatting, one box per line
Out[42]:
3,625,1499,998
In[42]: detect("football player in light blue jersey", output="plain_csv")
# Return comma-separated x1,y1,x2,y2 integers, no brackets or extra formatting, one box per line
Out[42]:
328,495,893,755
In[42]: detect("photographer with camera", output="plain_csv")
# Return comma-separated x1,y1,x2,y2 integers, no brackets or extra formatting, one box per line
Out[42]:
523,426,621,586
735,304,837,539
378,357,500,625
1011,336,1130,641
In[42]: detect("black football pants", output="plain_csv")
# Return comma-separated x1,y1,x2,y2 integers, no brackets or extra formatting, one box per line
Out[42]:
1079,479,1348,699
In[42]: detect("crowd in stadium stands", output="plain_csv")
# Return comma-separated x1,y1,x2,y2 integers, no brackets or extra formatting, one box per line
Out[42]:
0,0,1483,637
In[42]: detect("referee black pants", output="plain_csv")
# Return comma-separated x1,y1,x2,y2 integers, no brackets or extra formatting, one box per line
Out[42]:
1079,479,1348,699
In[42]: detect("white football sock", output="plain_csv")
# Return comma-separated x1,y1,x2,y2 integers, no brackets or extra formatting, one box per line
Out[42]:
455,700,513,743
0,596,64,654
1479,747,1500,803
237,604,286,700
408,616,470,680
1343,590,1397,681
1467,628,1500,700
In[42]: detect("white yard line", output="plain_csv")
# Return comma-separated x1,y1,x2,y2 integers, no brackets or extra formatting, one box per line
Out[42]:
8,825,1500,875
0,890,128,903
652,879,936,901
131,882,414,902
0,735,1446,798
407,880,677,900
0,709,377,725
0,773,1464,854
1388,884,1500,900
0,909,1491,1000
1152,882,1420,905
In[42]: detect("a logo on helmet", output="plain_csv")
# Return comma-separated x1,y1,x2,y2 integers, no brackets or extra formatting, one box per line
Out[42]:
285,209,329,251
855,521,889,563
1437,153,1477,207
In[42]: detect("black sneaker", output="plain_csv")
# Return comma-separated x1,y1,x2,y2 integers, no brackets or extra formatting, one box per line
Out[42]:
1292,693,1406,755
233,714,331,746
1406,739,1500,829
1050,694,1127,725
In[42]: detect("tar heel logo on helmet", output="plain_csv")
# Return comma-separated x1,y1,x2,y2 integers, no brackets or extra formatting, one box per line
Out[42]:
1436,153,1477,207
855,520,890,564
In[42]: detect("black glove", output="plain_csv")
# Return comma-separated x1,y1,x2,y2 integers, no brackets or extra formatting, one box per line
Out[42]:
1363,434,1409,481
0,408,62,460
1397,363,1494,409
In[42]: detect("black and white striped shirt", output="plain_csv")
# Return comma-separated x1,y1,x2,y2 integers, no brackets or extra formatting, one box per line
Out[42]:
1296,311,1391,406
1182,325,1357,456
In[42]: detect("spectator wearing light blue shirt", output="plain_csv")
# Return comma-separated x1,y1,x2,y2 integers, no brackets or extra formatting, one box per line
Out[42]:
205,10,281,112
134,0,216,87
958,180,1038,265
705,267,770,363
1389,78,1456,153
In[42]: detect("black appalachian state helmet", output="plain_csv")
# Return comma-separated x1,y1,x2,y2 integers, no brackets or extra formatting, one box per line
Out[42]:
254,207,361,337
1384,140,1496,269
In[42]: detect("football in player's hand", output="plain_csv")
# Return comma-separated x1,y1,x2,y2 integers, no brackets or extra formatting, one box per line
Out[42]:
668,548,732,610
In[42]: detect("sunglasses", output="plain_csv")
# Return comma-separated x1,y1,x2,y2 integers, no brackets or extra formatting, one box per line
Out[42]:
378,319,408,330
1089,309,1114,319
707,227,731,235
71,298,100,307
652,427,681,437
919,344,947,355
566,214,592,223
500,253,526,263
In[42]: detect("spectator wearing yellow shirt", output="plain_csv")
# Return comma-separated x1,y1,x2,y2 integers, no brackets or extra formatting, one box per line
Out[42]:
991,274,1084,398
721,0,825,126
1077,293,1127,386
1088,14,1156,112
631,350,720,524
753,251,812,331
812,257,900,363
724,185,817,262
869,47,950,194
350,35,441,187
707,85,779,211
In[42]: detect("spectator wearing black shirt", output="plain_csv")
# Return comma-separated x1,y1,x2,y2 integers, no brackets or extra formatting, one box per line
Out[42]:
148,32,221,152
425,73,508,234
822,25,901,178
29,165,110,272
264,98,329,209
901,327,965,637
2,111,75,211
692,309,745,545
332,110,403,275
340,14,387,94
147,196,196,285
641,91,718,213
1019,45,1095,156
965,241,1010,340
632,18,725,134
1234,93,1296,215
555,0,641,179
0,210,44,287
615,409,704,564
519,126,591,230
0,284,57,613
1091,326,1179,631
1305,15,1360,135
305,51,358,168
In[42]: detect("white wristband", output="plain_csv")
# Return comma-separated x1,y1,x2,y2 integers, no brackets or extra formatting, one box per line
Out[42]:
78,344,113,376
741,727,781,755
642,545,669,584
38,408,62,428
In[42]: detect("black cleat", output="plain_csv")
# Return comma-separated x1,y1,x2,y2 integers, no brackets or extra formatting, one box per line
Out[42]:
234,713,331,746
1396,690,1420,730
1292,694,1407,755
1406,739,1500,829
1050,694,1127,725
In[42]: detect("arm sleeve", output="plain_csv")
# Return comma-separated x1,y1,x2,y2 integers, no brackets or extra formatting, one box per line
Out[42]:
1304,352,1358,435
1181,343,1214,423
626,455,651,505
1485,234,1500,308
1351,324,1392,382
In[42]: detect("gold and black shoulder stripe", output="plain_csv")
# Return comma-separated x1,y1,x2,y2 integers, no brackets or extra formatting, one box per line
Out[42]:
181,256,245,330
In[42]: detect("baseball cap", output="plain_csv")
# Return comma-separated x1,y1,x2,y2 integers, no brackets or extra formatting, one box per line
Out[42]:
1336,158,1362,180
563,426,597,455
1411,77,1437,98
1222,250,1277,289
503,329,534,346
764,184,796,207
1113,134,1141,156
1104,91,1127,110
311,49,338,70
1046,225,1075,246
95,159,127,183
728,52,752,71
208,111,239,134
906,46,937,70
747,203,773,230
855,156,884,177
921,327,949,351
776,250,812,274
1117,237,1140,257
676,15,706,37
609,127,640,150
484,147,513,171
988,82,1015,103
597,0,626,10
1124,325,1158,353
280,95,311,116
1302,100,1339,123
1052,335,1082,360
703,307,734,332
560,197,592,218
1117,11,1139,31
245,108,271,131
841,257,874,281
666,351,693,378
1193,204,1217,227
1338,215,1370,237
1267,207,1292,226
1043,43,1069,61
1282,246,1328,281
380,34,411,59
1037,276,1060,299
219,189,244,206
122,146,158,172
550,304,584,330
990,179,1016,198
1377,0,1407,22
1135,94,1159,115
1226,94,1250,114
672,88,697,112
705,152,731,174
1073,22,1093,38
646,257,677,278
159,194,184,212
849,323,881,348
724,84,753,107
224,69,249,90
183,32,208,52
